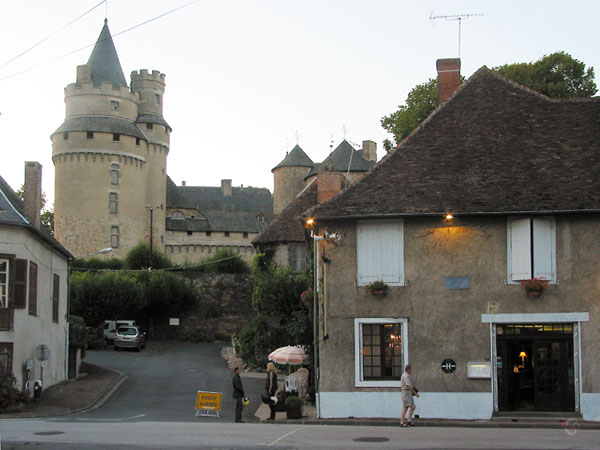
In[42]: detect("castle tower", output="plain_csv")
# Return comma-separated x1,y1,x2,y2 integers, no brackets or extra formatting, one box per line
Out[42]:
272,145,314,215
51,20,169,258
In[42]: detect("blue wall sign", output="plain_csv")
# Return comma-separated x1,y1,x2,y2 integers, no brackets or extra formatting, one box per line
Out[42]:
444,277,470,290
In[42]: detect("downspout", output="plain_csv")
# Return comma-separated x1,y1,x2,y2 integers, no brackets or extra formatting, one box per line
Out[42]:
313,237,320,418
65,258,72,381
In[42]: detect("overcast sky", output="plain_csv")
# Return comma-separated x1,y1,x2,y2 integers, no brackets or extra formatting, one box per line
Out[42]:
1,1,598,206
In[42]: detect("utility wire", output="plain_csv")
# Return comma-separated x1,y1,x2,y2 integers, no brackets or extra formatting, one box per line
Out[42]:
0,0,200,82
0,0,106,71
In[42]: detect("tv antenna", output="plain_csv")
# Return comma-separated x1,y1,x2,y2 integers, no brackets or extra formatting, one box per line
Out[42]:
430,11,483,58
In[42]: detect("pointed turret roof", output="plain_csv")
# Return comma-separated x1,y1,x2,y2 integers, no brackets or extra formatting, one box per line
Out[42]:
272,145,314,171
87,19,127,87
305,140,375,178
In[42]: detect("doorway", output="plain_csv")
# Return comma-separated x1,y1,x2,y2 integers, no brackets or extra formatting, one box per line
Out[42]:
496,323,575,412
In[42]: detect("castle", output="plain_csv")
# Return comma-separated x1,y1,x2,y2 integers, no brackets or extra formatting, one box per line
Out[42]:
52,21,375,265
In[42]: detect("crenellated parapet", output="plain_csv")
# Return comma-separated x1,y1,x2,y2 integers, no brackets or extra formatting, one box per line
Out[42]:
65,81,139,120
131,69,166,84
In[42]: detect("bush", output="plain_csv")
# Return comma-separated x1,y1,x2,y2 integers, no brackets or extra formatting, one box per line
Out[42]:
136,270,196,317
72,257,123,271
237,315,286,367
0,375,27,408
183,248,250,274
284,395,304,409
124,242,172,270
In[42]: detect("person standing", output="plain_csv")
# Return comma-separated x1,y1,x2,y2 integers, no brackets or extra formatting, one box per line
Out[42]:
232,367,245,423
265,362,278,420
400,364,419,426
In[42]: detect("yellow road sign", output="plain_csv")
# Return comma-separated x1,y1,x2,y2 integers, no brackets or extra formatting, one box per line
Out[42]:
196,391,222,411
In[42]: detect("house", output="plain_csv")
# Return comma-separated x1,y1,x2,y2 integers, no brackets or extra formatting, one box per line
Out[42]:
0,162,72,395
305,59,600,421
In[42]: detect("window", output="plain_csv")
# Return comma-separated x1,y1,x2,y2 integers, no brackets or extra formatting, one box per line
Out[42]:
356,220,404,286
171,211,185,220
111,100,119,111
155,94,160,105
0,259,8,308
243,232,248,239
86,131,94,140
136,138,141,146
288,244,307,271
110,226,119,249
354,318,408,387
146,123,153,130
507,217,555,282
109,193,118,214
110,164,119,185
63,132,69,140
0,343,13,378
224,232,230,237
113,133,120,142
28,262,37,316
52,274,59,323
206,231,211,237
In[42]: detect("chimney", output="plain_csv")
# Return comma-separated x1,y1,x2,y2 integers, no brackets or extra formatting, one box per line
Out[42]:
317,172,345,204
24,162,42,229
181,180,186,186
221,179,232,196
76,64,91,84
361,140,377,162
436,58,461,105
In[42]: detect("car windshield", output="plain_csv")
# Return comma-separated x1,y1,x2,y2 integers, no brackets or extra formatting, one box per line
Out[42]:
118,328,137,336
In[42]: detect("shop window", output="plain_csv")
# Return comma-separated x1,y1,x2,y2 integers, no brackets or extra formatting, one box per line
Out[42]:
28,262,37,316
109,193,118,214
507,217,555,283
355,318,407,387
52,274,59,323
356,220,404,286
110,226,119,249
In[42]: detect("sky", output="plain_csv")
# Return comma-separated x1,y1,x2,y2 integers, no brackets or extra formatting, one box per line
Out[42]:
1,0,599,206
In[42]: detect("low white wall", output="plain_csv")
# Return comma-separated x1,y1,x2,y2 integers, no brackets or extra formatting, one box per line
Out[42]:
319,391,493,420
582,393,600,422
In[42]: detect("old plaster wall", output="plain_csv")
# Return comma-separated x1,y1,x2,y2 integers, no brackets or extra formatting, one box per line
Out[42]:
317,215,599,394
151,273,254,341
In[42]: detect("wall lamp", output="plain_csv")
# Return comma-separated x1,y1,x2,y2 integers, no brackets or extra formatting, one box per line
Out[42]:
444,213,454,224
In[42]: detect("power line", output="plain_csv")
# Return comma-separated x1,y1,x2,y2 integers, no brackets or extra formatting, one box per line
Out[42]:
0,0,201,82
0,0,106,71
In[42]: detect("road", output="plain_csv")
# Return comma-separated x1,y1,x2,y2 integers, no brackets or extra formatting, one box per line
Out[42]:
1,342,599,449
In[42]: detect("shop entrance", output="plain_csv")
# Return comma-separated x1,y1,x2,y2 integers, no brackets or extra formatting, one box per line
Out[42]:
496,323,575,412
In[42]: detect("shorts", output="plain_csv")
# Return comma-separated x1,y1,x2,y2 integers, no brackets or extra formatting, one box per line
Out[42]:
401,389,414,407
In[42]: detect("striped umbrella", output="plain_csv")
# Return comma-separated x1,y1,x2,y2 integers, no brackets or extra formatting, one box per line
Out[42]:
268,346,306,365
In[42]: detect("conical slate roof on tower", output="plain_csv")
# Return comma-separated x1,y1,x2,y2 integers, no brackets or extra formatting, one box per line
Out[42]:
87,19,127,87
272,145,314,171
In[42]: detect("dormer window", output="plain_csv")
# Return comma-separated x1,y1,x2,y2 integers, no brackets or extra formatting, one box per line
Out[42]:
111,101,119,111
171,211,185,220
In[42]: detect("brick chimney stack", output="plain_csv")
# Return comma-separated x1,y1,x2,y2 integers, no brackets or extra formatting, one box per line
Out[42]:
221,179,232,196
436,58,461,105
24,161,42,229
361,140,377,162
317,172,345,204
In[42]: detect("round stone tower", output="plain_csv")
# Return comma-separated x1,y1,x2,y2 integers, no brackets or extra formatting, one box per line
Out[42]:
52,20,169,258
272,145,314,215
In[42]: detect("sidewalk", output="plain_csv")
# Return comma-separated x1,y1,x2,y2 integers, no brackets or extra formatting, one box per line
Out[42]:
0,361,125,419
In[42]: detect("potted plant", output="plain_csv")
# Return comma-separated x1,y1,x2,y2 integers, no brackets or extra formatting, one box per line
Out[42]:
365,279,389,296
284,395,304,419
520,277,549,297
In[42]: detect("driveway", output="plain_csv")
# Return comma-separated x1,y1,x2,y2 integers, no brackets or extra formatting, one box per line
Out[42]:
80,341,265,423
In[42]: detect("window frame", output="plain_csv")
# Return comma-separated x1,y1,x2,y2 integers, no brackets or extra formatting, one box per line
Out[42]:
110,226,120,249
507,217,556,284
109,192,118,214
354,318,408,387
110,164,120,185
356,220,405,287
86,131,94,140
110,100,119,111
0,258,9,308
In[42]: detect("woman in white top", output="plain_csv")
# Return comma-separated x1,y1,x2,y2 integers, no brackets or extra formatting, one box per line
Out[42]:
400,364,419,426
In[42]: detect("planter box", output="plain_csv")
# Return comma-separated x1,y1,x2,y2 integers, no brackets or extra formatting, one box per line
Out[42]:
286,406,302,419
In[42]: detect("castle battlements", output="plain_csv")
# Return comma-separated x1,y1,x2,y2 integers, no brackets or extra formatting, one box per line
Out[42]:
131,69,166,84
65,82,139,102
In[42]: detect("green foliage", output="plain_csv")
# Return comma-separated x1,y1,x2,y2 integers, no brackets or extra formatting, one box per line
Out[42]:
284,395,305,408
494,52,597,99
382,52,597,148
72,257,123,271
69,315,87,348
184,248,250,273
252,266,311,317
237,315,284,367
136,270,196,317
16,185,54,234
70,271,145,326
124,242,172,270
0,375,27,408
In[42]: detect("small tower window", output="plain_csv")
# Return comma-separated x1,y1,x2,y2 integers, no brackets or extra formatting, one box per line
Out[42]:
205,231,211,237
224,232,230,237
155,94,160,105
243,232,248,238
109,193,118,214
113,133,120,142
86,131,94,140
135,137,141,146
171,211,185,220
187,231,193,236
110,164,119,185
146,123,153,130
63,132,69,140
110,226,120,249
111,101,119,111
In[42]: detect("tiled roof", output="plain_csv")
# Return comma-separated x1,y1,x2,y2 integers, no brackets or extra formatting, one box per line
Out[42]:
0,175,72,259
52,116,147,140
309,68,600,219
305,140,375,179
272,145,314,171
253,180,317,245
87,20,127,87
178,186,273,214
136,113,172,132
166,177,193,209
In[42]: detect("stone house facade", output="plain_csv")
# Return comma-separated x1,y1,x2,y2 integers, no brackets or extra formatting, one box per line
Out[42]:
305,60,600,421
0,163,72,395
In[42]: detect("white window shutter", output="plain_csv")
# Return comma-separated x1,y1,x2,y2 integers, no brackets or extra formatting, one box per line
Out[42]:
379,222,403,284
510,218,532,281
533,218,555,280
357,223,380,284
357,221,404,285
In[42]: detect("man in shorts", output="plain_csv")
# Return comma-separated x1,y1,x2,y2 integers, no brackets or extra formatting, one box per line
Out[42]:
400,364,419,426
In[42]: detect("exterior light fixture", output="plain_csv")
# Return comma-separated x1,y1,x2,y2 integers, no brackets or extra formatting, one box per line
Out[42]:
305,217,315,228
443,213,454,224
445,214,454,220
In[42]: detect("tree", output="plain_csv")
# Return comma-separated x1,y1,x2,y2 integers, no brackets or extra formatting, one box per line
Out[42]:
124,242,172,270
381,52,597,148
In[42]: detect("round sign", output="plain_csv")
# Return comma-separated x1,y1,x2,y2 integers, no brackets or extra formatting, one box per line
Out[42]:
441,359,456,373
35,345,51,361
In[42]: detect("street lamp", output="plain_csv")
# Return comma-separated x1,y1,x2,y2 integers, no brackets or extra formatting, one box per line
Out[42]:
146,205,161,269
65,247,113,379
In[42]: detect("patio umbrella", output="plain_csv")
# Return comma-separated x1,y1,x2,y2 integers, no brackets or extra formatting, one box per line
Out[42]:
268,346,306,365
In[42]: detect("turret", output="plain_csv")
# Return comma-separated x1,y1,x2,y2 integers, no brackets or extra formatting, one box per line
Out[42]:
272,145,314,215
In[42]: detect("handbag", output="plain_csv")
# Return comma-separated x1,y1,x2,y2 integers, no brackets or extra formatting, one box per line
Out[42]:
261,392,271,404
412,388,419,397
